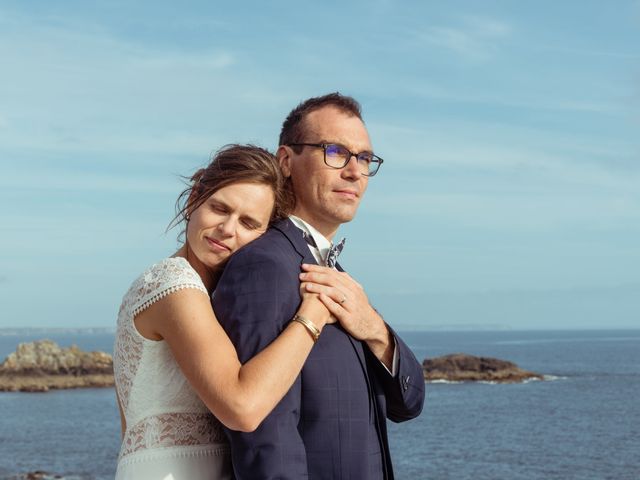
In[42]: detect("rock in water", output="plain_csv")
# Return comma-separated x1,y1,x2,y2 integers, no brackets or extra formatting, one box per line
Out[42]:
9,472,61,480
423,353,543,383
0,339,114,392
6,472,85,479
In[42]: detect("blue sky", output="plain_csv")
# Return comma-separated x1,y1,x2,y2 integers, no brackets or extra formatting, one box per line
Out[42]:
1,1,638,330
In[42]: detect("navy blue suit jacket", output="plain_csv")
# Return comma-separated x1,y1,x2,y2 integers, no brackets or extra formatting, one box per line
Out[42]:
213,218,425,479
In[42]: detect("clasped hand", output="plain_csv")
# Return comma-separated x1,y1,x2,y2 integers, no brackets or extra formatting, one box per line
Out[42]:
299,264,387,344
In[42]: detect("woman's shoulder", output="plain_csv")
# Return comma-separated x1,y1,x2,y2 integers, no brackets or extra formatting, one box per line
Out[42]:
121,257,208,318
141,256,201,284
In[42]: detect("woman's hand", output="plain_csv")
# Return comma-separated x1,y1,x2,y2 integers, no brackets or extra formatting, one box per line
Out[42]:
299,264,394,367
298,280,335,330
299,264,378,341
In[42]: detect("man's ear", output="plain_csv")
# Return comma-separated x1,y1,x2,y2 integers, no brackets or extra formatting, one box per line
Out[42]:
277,145,292,178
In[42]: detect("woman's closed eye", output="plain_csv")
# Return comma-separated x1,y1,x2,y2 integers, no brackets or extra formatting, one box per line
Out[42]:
209,202,229,214
241,219,261,230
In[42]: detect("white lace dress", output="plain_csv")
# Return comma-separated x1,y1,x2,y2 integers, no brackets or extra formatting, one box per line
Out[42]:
114,257,232,480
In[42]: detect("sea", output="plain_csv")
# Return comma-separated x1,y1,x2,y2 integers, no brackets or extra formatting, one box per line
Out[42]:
0,329,638,480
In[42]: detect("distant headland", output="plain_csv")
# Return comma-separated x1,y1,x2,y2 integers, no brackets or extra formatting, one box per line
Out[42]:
423,353,543,383
0,339,114,392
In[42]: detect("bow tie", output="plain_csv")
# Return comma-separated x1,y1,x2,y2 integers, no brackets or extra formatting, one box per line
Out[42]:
326,237,346,268
302,231,346,268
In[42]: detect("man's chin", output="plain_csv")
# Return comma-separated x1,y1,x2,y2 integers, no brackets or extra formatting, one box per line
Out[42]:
334,210,359,225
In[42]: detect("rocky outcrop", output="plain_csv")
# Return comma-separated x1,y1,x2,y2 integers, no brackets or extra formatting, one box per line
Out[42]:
5,471,86,480
0,340,114,392
6,472,72,480
423,353,543,383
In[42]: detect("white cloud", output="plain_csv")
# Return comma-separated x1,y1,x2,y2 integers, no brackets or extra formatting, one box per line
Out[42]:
0,168,178,194
0,128,231,158
537,44,640,60
464,16,513,37
413,16,512,62
399,80,622,116
369,119,640,188
0,6,310,161
0,10,238,94
364,190,640,231
136,50,235,70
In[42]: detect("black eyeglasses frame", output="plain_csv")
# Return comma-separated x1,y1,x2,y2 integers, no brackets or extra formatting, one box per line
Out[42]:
287,142,384,177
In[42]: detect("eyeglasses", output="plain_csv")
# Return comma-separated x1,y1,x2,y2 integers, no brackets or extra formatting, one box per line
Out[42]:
288,143,384,177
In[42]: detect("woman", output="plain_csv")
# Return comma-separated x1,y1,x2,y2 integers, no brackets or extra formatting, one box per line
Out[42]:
114,145,340,479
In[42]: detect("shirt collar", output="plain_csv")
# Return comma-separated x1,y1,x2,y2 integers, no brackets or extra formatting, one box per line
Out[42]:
289,215,333,265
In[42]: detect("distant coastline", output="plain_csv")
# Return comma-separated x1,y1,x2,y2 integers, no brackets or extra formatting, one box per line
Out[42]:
0,327,116,336
2,326,639,335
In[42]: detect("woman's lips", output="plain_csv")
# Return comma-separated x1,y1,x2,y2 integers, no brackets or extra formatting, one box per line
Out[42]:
205,236,231,252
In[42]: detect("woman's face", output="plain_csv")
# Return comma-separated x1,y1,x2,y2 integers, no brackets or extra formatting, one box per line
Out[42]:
186,181,275,269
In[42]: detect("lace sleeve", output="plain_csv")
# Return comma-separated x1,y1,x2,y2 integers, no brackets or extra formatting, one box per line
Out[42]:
130,257,209,317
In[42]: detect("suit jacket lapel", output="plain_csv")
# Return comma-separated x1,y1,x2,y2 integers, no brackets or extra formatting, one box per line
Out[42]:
334,263,367,370
334,262,373,414
272,218,318,266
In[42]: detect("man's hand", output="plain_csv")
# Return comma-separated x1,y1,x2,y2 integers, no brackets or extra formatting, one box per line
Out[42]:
300,264,395,370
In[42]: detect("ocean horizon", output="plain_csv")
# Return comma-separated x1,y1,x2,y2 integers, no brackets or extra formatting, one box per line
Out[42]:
1,329,638,479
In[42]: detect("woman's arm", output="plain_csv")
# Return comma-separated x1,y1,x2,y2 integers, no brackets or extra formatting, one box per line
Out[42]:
133,287,330,432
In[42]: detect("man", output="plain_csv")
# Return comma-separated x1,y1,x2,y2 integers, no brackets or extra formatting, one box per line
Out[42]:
213,93,425,479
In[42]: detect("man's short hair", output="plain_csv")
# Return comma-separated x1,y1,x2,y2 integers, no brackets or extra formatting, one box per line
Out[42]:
279,92,363,149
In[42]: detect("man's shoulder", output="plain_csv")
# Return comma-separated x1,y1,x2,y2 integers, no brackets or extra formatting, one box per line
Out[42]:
215,222,302,293
227,222,299,266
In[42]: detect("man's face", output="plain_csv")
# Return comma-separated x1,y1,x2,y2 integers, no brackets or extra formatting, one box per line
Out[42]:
279,106,371,238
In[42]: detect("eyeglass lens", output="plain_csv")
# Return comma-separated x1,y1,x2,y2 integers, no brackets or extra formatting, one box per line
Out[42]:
325,144,379,175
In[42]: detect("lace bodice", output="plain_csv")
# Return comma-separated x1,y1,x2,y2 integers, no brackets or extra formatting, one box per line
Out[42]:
114,257,227,461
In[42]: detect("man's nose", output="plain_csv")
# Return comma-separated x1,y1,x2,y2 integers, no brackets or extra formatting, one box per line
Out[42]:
341,155,362,180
